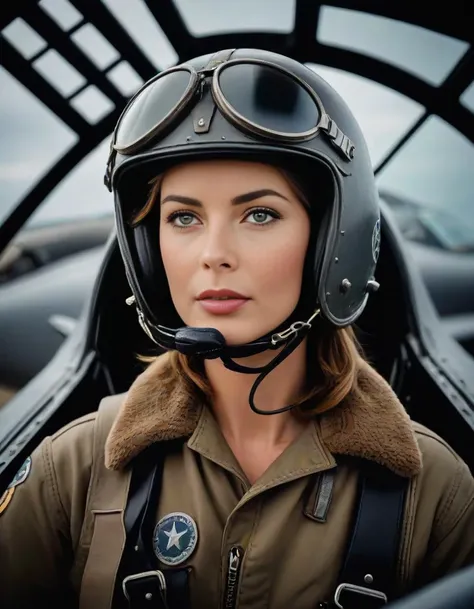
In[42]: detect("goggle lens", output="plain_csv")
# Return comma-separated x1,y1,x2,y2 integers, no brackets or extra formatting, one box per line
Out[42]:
115,69,192,151
217,63,320,136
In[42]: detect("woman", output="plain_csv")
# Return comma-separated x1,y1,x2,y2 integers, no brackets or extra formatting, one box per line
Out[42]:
1,48,473,609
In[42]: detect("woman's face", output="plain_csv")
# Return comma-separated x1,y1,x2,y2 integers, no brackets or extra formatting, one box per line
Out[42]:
159,160,310,345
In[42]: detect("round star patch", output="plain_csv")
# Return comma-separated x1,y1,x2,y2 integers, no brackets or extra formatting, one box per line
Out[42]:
153,512,198,566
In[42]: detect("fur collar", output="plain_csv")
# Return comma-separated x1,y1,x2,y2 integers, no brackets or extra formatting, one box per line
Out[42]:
105,355,422,477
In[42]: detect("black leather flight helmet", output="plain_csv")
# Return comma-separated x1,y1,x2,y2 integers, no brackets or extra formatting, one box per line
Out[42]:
106,47,381,350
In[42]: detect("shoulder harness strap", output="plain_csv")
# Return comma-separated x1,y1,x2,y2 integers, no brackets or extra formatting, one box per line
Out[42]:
78,394,132,609
332,461,408,609
120,443,168,608
117,440,191,609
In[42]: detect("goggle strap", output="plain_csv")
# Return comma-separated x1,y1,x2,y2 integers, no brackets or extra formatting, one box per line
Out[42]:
190,48,236,134
192,85,218,134
320,114,355,161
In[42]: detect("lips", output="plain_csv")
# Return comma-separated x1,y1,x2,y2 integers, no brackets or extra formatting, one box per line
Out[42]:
197,289,250,301
197,289,250,315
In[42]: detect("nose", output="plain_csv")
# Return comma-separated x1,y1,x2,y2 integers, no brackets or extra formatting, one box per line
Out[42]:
199,224,238,271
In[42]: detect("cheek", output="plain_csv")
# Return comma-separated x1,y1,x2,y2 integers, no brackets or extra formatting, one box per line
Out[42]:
253,228,309,296
261,250,304,299
159,227,172,277
159,227,190,297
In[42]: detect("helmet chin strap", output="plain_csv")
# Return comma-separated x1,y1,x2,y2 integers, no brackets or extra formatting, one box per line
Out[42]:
127,295,320,415
217,309,320,414
221,330,309,415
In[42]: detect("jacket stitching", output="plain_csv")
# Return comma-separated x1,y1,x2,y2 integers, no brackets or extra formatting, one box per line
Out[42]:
434,463,463,533
74,415,97,557
431,491,474,553
198,449,247,484
249,464,331,497
43,437,68,530
399,475,417,592
51,415,96,441
414,429,460,460
248,430,334,497
191,417,247,484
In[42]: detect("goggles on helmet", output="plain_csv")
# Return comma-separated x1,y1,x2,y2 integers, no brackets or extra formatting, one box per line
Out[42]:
105,58,354,189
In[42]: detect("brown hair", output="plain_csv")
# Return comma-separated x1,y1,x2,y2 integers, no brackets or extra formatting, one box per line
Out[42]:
132,165,365,416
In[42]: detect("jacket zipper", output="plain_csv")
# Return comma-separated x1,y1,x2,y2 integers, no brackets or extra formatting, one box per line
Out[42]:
223,546,243,609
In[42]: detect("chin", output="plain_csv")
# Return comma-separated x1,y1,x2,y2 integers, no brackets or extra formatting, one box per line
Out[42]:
188,317,277,346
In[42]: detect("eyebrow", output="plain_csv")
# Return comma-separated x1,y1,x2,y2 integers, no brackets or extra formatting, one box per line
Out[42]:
161,189,290,207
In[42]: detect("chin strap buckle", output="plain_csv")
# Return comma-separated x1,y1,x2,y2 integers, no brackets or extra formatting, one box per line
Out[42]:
271,309,320,346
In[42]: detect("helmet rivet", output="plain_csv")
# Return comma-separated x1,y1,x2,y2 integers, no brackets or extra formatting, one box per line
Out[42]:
364,574,374,584
326,291,331,297
198,118,205,127
221,136,226,140
186,136,192,142
366,279,380,293
334,257,339,263
340,279,351,293
145,592,153,600
340,230,345,236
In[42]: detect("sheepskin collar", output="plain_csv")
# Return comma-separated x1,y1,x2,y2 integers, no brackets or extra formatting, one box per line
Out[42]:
105,354,422,477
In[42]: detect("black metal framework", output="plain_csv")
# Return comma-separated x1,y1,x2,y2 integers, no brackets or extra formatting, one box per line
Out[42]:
0,0,473,251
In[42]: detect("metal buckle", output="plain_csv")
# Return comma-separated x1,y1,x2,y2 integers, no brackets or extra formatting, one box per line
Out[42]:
122,570,167,602
271,309,320,346
271,321,310,345
334,583,387,608
134,308,160,345
125,296,159,343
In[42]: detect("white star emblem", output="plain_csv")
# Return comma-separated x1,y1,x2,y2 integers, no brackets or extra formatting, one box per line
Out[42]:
164,522,187,551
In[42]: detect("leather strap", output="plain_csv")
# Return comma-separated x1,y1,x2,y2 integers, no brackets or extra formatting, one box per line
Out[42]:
333,462,408,609
125,444,164,573
81,510,127,608
79,395,132,609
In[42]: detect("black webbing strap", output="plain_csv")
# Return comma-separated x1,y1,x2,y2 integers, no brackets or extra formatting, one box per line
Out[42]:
332,462,408,609
121,443,167,608
118,442,191,609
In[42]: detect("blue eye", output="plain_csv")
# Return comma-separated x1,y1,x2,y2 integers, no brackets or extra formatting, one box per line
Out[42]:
245,208,280,225
167,212,198,227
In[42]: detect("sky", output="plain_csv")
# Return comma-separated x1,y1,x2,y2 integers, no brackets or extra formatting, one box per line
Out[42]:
0,0,473,234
